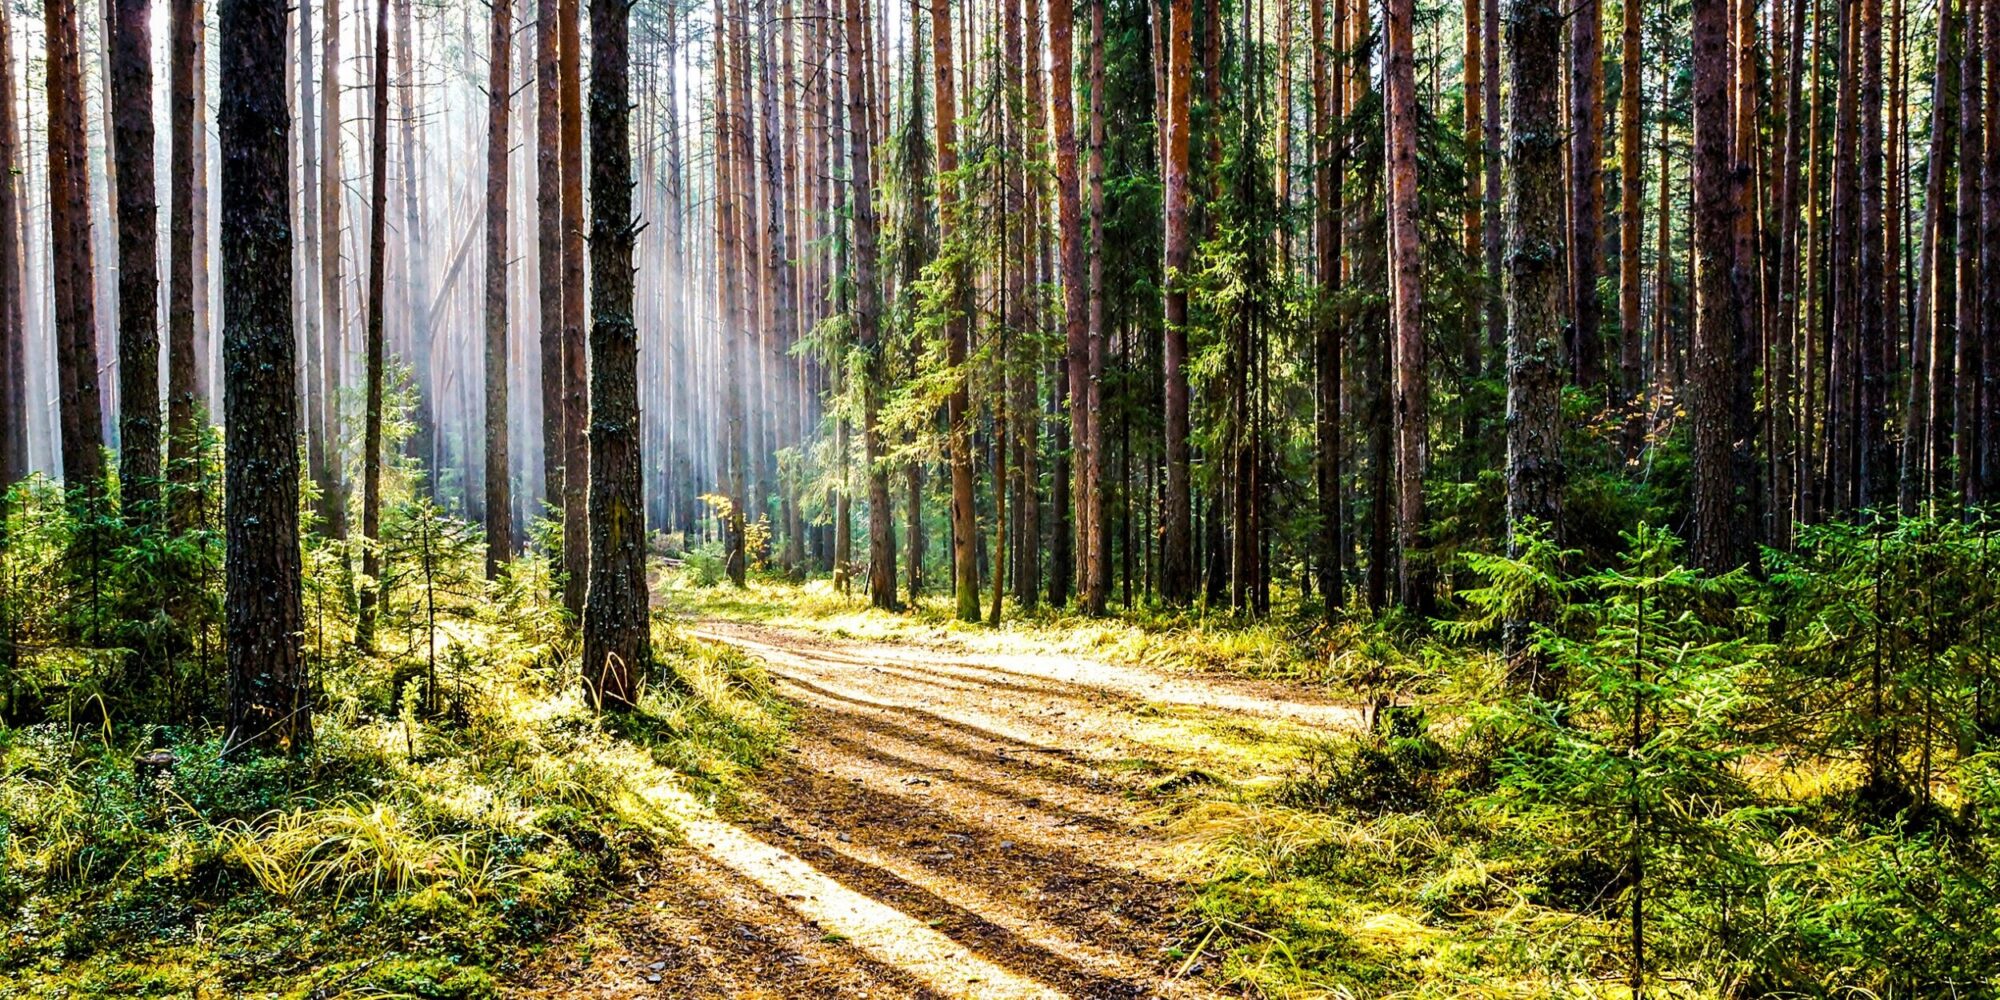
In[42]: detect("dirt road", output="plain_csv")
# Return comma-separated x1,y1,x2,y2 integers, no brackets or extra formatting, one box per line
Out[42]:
506,620,1358,999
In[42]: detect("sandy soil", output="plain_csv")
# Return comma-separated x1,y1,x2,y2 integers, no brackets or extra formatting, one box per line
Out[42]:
505,620,1359,999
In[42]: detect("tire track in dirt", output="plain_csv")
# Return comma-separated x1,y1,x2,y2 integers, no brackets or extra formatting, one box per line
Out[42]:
509,620,1355,998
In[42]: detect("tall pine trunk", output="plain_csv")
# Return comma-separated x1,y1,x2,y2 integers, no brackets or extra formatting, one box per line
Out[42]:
560,0,590,618
0,3,25,490
1505,0,1564,663
220,0,308,751
538,0,565,531
581,0,653,708
1161,0,1194,605
46,0,106,503
1386,0,1428,609
357,0,392,647
1569,0,1604,386
485,0,514,576
111,0,161,523
935,0,980,620
847,0,897,610
1691,0,1739,569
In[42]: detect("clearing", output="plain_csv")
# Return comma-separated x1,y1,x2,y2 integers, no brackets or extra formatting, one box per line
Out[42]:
504,617,1360,998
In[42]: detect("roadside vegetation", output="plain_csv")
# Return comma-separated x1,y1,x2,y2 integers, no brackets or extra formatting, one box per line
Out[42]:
0,466,787,999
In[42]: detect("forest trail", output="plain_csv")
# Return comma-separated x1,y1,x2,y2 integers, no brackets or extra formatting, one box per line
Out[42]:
505,619,1362,999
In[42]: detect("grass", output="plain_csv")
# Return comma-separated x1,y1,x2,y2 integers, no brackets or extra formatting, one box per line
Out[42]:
0,564,789,999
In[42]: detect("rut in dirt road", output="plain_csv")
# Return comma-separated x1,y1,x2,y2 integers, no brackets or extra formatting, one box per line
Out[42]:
508,621,1357,998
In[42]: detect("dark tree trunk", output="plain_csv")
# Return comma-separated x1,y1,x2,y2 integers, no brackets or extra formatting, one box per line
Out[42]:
220,0,308,752
1386,0,1428,609
166,0,201,530
46,0,106,503
1161,0,1194,605
111,0,161,523
1313,0,1344,617
1569,0,1604,386
318,0,347,540
582,0,653,709
1691,0,1739,570
485,0,514,577
0,2,24,491
935,0,980,621
357,0,392,647
1052,0,1085,609
561,0,590,619
1505,0,1565,660
1957,0,1981,501
847,0,897,610
538,0,565,531
1857,0,1889,508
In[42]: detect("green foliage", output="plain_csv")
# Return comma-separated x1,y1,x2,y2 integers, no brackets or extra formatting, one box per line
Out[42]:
1188,516,2000,998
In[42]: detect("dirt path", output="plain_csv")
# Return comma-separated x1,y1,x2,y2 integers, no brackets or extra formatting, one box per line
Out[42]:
506,621,1359,998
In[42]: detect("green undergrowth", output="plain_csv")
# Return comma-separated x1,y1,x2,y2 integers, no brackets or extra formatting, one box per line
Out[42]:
1163,522,2000,999
0,469,789,999
0,617,786,999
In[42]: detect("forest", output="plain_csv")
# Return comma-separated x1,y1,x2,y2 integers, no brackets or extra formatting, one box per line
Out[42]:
1,0,1999,994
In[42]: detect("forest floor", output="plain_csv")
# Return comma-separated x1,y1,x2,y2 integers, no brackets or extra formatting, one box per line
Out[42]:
504,601,1363,999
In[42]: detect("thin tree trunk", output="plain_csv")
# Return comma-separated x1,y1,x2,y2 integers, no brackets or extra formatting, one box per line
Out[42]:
1386,0,1428,608
0,3,27,489
1053,0,1085,609
1957,0,1981,500
1569,0,1604,386
847,0,897,610
538,0,564,530
935,0,980,620
220,0,308,752
46,0,106,502
396,0,434,490
1161,0,1194,605
560,0,589,618
1618,0,1643,408
485,0,514,576
1085,0,1108,613
357,0,392,647
319,0,348,540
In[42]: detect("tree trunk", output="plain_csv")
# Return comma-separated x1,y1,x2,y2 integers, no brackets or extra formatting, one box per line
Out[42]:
582,0,653,709
560,0,590,618
0,2,25,490
220,0,308,752
395,0,435,492
46,0,106,503
1084,0,1108,613
1691,0,1739,570
1618,0,1643,407
1858,0,1889,507
1906,0,1959,509
1161,0,1194,605
1052,0,1085,609
485,0,514,576
1957,0,1981,501
1386,0,1428,609
847,0,897,610
1505,0,1565,669
111,0,161,523
318,0,347,540
935,0,980,621
1569,0,1604,386
357,0,392,647
538,0,564,531
1313,0,1344,617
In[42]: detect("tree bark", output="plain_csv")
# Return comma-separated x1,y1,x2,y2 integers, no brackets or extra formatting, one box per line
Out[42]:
538,0,565,530
582,0,653,709
0,2,25,490
1386,0,1428,608
935,0,980,621
485,0,514,576
357,0,392,647
46,0,106,502
1161,0,1194,605
318,0,347,540
847,0,897,610
111,0,161,523
1618,0,1643,406
560,0,590,618
1505,0,1565,665
220,0,308,752
1569,0,1604,386
1691,0,1739,570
